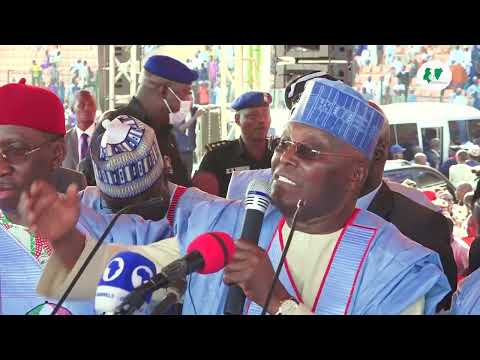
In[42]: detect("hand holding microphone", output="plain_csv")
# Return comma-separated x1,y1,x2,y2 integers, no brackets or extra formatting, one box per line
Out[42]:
223,179,272,315
223,240,291,315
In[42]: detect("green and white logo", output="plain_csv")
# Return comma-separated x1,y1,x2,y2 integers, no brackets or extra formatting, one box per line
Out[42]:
417,60,452,91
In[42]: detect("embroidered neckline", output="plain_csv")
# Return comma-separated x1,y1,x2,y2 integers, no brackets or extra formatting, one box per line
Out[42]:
0,210,53,266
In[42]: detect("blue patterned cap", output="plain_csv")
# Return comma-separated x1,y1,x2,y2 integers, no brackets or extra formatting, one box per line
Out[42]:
231,91,272,111
290,78,385,159
91,115,164,199
144,55,198,84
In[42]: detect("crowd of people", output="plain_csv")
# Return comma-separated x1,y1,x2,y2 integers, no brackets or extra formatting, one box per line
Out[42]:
184,46,235,105
29,45,98,130
6,52,480,316
355,45,480,109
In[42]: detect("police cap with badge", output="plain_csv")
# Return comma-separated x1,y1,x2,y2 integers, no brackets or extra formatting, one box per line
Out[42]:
206,91,273,153
231,91,273,111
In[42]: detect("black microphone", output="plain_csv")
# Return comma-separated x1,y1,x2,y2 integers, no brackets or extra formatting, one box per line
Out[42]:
224,179,272,315
115,232,235,315
51,196,170,315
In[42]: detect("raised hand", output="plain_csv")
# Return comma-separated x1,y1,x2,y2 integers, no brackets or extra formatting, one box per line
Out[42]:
18,180,80,248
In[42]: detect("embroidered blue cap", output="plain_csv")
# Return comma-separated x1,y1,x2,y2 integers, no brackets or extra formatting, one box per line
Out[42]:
284,71,340,110
144,55,198,84
90,115,164,199
290,78,385,160
231,91,272,111
390,144,406,154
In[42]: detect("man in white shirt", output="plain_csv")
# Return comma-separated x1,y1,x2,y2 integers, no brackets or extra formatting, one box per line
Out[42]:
450,150,476,188
62,91,96,171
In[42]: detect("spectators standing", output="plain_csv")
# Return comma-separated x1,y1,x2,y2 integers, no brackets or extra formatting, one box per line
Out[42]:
425,138,442,169
31,60,42,86
450,61,469,89
199,63,208,82
453,88,469,105
397,65,410,102
58,80,65,104
440,145,461,177
467,146,480,167
208,56,218,89
66,77,82,109
390,144,406,160
450,150,477,187
172,105,205,176
413,152,429,166
363,76,375,100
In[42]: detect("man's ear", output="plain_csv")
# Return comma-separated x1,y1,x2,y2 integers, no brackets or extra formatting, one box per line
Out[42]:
351,162,369,189
373,141,388,162
234,113,241,126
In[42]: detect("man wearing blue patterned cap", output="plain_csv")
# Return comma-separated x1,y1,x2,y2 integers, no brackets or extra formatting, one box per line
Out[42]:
28,79,449,315
192,91,274,197
79,55,197,188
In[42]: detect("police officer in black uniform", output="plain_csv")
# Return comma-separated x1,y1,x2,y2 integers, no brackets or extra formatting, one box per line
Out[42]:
79,55,196,187
192,91,274,197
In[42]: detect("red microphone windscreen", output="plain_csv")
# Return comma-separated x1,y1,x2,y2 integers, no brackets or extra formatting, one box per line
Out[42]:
186,232,236,274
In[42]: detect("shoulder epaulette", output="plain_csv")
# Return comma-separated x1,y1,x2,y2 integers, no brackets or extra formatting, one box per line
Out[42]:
205,140,232,152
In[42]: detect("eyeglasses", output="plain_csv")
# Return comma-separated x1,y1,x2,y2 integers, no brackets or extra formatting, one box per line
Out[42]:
273,138,355,161
0,137,62,165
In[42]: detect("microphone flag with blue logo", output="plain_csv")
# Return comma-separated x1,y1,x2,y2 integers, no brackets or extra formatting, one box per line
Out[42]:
95,251,157,315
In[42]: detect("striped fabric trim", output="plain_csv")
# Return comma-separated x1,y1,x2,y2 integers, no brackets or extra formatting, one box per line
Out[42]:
166,186,188,226
313,224,376,315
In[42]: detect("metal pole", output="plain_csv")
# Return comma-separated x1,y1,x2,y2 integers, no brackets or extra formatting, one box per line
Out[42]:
380,76,384,105
234,45,244,96
130,45,138,97
108,45,115,110
220,45,228,140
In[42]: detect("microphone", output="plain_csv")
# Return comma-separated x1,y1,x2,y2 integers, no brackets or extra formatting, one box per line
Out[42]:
151,278,186,315
115,232,236,315
224,179,271,315
95,251,157,315
51,196,170,315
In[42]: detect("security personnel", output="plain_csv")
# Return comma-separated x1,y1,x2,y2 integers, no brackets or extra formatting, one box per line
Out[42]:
192,91,274,197
79,55,196,187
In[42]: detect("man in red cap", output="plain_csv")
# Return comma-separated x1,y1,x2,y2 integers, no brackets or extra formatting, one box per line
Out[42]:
0,79,93,314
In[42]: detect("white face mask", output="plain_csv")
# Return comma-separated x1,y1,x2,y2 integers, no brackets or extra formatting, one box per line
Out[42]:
169,87,192,115
169,111,187,126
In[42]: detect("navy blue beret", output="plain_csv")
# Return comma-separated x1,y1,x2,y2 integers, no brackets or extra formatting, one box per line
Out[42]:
144,55,198,84
231,91,272,111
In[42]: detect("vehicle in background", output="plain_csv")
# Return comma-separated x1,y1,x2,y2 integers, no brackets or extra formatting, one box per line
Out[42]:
381,102,480,164
384,160,457,200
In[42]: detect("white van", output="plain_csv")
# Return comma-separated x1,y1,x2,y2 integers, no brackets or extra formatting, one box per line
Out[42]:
381,102,480,163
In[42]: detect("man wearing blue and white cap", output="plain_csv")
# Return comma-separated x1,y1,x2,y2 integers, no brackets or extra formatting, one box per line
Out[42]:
192,91,274,197
77,115,174,242
30,78,450,315
390,144,406,160
79,55,196,188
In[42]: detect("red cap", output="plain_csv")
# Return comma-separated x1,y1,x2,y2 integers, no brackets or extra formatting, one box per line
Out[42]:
187,232,236,274
0,78,66,135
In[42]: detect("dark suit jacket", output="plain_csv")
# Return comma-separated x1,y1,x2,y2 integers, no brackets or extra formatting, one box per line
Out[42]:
62,128,79,171
52,167,87,193
367,182,457,305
